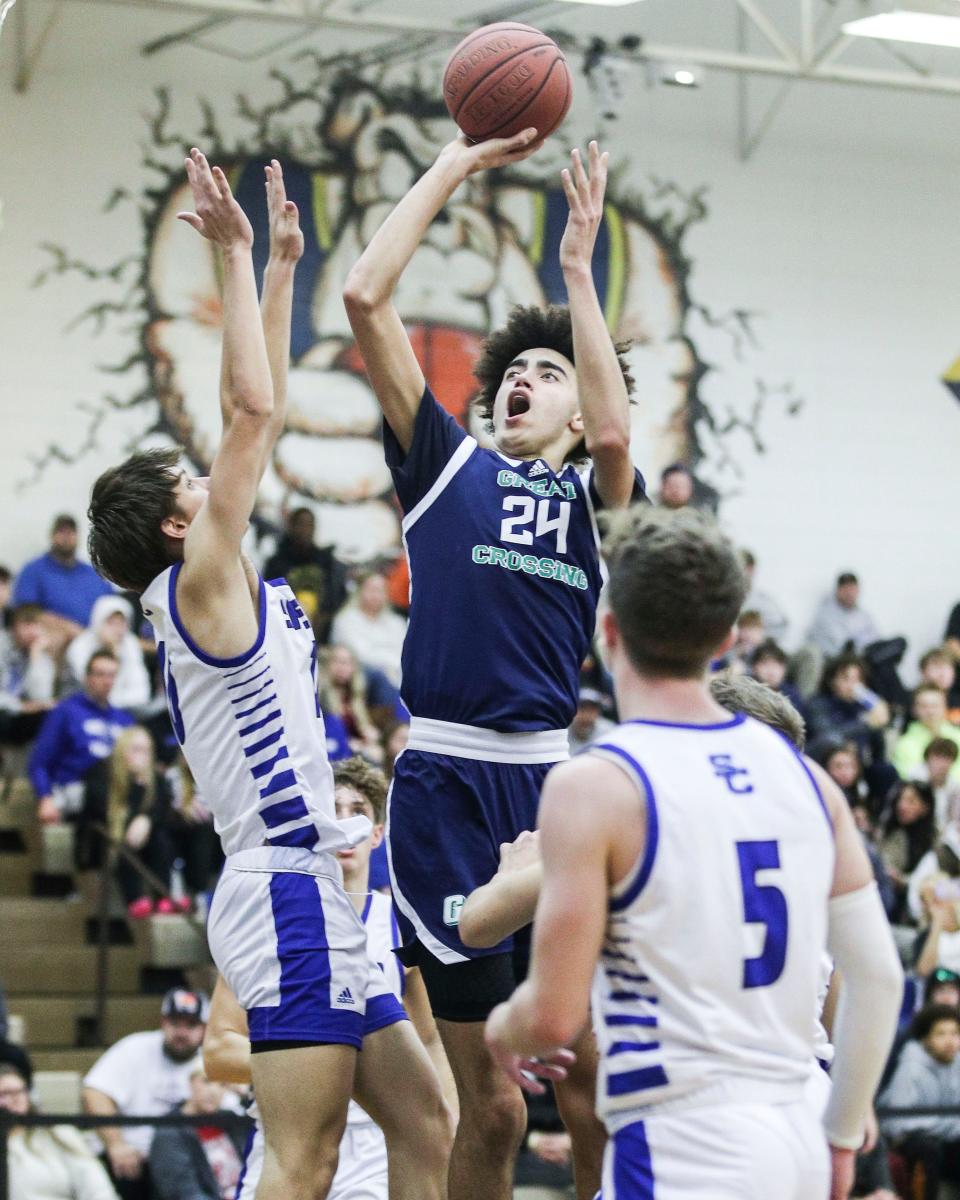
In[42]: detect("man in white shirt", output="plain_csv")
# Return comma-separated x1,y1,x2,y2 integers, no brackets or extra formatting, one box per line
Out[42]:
83,988,209,1200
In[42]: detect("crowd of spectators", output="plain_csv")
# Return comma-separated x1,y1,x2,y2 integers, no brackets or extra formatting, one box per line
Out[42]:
6,481,960,1199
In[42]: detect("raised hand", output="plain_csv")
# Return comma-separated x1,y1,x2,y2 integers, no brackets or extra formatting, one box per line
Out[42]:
442,127,543,178
265,159,303,264
558,140,609,273
176,148,253,251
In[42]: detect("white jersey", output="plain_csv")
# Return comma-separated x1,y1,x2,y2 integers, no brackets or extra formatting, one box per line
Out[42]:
347,890,405,1127
589,713,835,1131
142,565,366,857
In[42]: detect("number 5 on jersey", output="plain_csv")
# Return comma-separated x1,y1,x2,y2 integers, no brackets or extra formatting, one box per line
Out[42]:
736,839,788,989
500,497,571,555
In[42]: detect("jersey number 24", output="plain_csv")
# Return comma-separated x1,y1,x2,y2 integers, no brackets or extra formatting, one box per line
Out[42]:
500,497,571,555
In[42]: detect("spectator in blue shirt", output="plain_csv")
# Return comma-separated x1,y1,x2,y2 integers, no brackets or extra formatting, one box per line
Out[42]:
13,514,112,643
29,649,133,826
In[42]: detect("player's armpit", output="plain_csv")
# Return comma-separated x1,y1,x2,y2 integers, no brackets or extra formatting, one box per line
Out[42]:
342,297,425,454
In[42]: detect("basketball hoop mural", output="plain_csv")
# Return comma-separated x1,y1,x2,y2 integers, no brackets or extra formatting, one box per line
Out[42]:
27,60,801,560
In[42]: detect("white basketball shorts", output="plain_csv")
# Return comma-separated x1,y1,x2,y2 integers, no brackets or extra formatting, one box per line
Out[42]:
602,1097,830,1200
207,848,369,1047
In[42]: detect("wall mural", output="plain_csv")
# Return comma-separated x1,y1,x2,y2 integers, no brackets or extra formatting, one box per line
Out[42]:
27,54,802,563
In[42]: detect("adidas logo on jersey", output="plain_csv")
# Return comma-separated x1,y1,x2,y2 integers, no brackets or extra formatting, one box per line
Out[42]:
335,986,355,1006
528,460,548,477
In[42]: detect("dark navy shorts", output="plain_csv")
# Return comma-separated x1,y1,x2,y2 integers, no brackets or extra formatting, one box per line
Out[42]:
386,720,567,970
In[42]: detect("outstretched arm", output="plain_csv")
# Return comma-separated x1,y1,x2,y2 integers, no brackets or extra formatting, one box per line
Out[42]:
258,160,304,477
343,129,541,453
176,149,273,587
560,143,634,509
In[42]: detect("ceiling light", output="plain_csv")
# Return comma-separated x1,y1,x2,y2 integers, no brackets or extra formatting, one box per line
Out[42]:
554,0,647,7
843,3,960,49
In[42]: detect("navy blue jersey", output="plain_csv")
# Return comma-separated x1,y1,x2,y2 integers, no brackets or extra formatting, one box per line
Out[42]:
385,388,646,732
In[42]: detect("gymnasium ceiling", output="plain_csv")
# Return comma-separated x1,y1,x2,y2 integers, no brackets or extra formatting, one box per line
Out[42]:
9,0,960,98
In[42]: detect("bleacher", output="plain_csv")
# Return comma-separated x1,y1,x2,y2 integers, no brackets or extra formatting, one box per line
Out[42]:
0,774,211,1111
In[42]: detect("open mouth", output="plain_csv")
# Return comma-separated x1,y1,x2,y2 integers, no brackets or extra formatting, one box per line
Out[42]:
507,391,531,419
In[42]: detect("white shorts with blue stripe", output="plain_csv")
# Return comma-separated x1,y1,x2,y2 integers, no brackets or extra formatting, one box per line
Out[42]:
603,1096,829,1199
207,846,369,1047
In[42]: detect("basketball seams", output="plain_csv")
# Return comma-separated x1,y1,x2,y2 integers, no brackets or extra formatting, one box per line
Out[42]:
447,41,555,121
442,21,572,143
466,53,568,141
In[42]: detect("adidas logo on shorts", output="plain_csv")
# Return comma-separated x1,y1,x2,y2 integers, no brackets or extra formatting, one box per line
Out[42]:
335,986,355,1006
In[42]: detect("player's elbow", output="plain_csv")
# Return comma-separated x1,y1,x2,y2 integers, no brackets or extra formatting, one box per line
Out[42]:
343,266,380,315
225,388,274,421
586,424,631,462
457,907,498,950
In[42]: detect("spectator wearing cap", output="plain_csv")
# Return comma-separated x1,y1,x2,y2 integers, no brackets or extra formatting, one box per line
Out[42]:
82,988,209,1200
13,515,113,647
28,650,134,826
893,685,960,785
149,1062,248,1200
568,687,615,756
806,572,881,659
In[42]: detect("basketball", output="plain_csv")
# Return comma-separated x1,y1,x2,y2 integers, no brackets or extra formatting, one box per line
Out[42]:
443,22,573,144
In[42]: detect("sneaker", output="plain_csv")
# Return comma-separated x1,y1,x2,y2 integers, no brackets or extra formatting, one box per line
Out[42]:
127,897,153,920
155,897,176,915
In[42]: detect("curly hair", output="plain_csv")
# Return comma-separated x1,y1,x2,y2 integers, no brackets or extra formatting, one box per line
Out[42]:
333,755,388,824
473,305,635,463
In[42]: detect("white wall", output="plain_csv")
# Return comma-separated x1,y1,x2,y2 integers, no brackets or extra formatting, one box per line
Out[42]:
1,6,958,675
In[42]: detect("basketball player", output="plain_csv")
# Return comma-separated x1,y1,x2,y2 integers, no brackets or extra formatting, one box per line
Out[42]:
85,152,427,1200
458,673,810,1200
485,507,903,1200
344,132,644,1200
459,673,810,953
203,757,454,1200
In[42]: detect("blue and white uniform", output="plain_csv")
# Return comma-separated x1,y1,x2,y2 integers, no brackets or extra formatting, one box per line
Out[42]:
237,892,407,1200
141,564,371,1046
589,714,834,1200
385,387,645,966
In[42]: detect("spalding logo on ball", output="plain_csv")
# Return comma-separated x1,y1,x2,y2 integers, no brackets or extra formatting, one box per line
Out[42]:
443,22,573,143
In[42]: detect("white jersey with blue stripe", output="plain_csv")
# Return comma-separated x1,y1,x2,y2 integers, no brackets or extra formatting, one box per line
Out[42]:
142,564,364,857
588,713,835,1131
